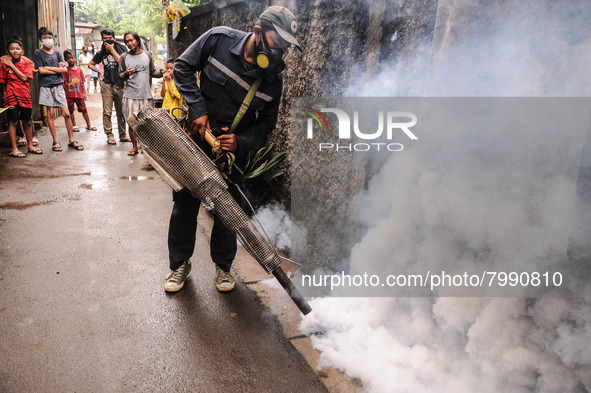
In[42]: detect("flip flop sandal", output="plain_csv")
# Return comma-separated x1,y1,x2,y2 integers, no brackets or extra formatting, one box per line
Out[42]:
120,136,132,142
9,151,26,158
32,137,39,146
17,137,27,147
68,141,84,150
73,126,80,132
28,148,43,155
52,141,62,151
127,150,139,156
86,126,97,131
107,138,117,145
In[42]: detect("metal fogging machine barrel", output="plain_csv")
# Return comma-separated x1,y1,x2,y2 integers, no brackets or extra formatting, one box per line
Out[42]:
129,107,311,315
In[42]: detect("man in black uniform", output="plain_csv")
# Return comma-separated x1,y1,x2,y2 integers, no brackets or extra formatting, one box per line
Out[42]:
164,6,302,292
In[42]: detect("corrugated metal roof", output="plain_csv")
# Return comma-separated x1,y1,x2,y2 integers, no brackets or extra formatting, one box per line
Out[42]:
75,21,100,28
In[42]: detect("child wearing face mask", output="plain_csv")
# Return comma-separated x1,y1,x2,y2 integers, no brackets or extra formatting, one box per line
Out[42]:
34,27,83,151
78,46,93,93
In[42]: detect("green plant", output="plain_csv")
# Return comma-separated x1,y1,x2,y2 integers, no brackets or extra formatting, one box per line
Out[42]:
243,143,287,183
182,0,211,7
75,0,166,40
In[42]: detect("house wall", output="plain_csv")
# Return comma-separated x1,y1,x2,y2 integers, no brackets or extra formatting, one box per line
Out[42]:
0,0,40,123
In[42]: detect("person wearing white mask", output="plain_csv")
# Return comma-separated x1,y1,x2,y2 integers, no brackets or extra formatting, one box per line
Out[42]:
78,46,93,93
34,27,83,151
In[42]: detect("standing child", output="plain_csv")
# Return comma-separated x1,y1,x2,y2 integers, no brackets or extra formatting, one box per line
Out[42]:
93,60,103,94
160,58,183,116
91,66,99,94
63,49,96,132
1,50,40,148
0,35,40,157
78,46,93,93
90,43,101,93
33,27,83,151
118,31,162,156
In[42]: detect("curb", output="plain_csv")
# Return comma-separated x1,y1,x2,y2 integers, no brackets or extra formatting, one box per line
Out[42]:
197,207,362,393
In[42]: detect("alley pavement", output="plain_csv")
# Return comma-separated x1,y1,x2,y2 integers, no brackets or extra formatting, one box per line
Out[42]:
0,91,328,392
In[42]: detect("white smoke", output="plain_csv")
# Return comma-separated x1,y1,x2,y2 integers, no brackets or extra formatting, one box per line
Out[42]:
344,115,585,289
251,202,292,250
296,0,591,391
298,112,591,390
301,297,591,392
344,46,431,97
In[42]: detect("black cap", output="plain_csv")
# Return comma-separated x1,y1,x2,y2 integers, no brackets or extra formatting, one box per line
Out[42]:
260,6,302,51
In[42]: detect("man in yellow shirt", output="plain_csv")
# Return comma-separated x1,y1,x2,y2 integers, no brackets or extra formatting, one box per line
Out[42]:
160,59,183,117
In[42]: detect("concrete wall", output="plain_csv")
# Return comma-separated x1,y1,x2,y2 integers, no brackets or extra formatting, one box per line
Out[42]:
425,0,591,96
167,0,441,266
167,0,591,268
167,0,439,195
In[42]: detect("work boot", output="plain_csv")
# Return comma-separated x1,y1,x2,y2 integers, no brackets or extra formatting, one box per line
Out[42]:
164,259,191,292
215,265,235,292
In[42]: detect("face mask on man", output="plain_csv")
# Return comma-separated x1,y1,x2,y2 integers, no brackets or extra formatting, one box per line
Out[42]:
255,30,285,72
41,38,54,48
104,39,115,45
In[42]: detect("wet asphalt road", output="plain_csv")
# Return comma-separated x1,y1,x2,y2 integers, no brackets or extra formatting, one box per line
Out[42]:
0,93,327,392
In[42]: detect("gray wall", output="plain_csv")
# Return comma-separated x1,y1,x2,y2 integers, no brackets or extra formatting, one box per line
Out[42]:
168,0,591,268
167,0,441,266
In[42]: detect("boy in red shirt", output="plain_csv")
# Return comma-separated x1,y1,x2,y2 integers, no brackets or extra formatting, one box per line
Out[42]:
0,35,40,157
63,49,96,132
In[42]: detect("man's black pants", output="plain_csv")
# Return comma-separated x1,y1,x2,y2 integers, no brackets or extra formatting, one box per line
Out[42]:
167,174,245,272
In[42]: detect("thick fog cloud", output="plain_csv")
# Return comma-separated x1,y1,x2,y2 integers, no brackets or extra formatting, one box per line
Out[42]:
296,0,591,391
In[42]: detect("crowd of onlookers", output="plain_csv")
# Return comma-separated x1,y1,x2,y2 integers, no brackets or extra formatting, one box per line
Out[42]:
1,27,182,158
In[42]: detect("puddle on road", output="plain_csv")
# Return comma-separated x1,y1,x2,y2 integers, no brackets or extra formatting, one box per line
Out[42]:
0,194,81,210
78,176,155,190
2,173,157,210
0,171,91,181
78,179,109,191
1,201,54,211
119,176,156,181
16,317,34,328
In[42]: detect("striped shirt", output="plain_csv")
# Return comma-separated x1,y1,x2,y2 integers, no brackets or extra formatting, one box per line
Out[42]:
0,58,33,108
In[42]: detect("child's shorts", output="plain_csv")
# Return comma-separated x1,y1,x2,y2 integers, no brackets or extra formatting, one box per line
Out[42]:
67,97,87,113
6,106,32,122
39,85,68,108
